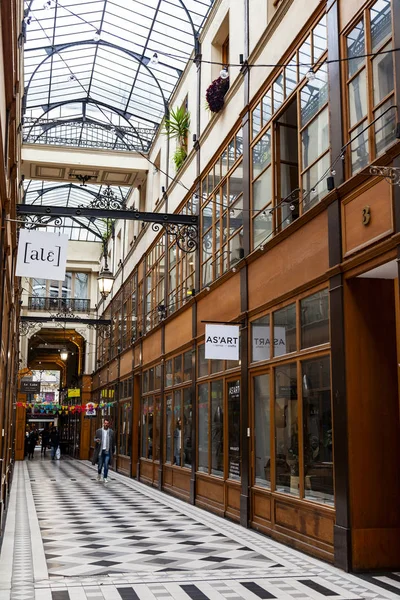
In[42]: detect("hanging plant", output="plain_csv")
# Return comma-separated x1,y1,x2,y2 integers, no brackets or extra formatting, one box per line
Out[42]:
205,76,230,113
163,106,191,170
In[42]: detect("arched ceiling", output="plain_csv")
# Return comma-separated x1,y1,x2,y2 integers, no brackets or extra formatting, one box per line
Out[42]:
23,0,214,151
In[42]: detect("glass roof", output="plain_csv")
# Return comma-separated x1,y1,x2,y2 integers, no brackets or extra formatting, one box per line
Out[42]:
23,180,130,241
23,0,213,151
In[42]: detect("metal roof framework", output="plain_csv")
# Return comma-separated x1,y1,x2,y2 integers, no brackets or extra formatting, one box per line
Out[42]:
23,0,213,152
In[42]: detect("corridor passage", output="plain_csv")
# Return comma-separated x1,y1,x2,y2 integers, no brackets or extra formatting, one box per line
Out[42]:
0,457,399,600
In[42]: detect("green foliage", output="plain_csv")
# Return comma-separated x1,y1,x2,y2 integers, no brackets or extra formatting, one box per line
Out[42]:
173,146,188,170
163,106,191,170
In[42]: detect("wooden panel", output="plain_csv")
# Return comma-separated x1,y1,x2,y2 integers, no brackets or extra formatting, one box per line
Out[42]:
117,455,131,476
140,459,154,483
252,488,271,521
172,468,191,492
142,330,162,366
275,500,334,545
352,528,400,570
342,179,393,257
226,482,241,520
108,358,118,382
344,278,400,570
79,417,90,460
197,275,241,336
196,475,225,515
163,465,173,486
134,345,141,367
14,404,26,461
248,212,329,311
164,308,192,354
120,349,133,377
339,0,365,33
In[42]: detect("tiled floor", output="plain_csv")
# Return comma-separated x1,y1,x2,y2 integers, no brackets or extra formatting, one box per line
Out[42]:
0,453,399,600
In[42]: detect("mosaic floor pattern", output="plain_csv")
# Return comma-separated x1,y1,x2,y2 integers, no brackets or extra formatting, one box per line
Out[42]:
0,453,399,600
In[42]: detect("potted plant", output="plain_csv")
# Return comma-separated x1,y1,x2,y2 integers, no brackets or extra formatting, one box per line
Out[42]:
205,76,230,113
163,106,191,170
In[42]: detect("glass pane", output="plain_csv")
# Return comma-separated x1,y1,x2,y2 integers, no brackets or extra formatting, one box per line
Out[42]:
74,273,88,299
198,344,208,378
198,383,209,473
49,280,59,298
347,20,365,77
300,64,328,127
228,380,241,480
148,368,154,392
173,390,182,466
349,69,367,127
273,303,296,357
301,289,329,349
143,370,148,394
372,41,394,106
252,104,261,138
254,373,271,488
285,56,298,97
236,129,243,157
174,355,182,385
251,314,270,362
302,153,330,212
183,350,192,382
155,364,161,390
61,273,72,298
275,363,299,495
350,122,369,174
273,74,284,111
221,148,228,178
253,207,273,249
32,278,46,299
183,388,192,468
301,107,329,169
253,167,272,211
299,36,312,79
165,394,172,464
370,0,392,52
147,397,154,459
253,130,271,179
262,90,272,124
303,356,333,505
375,99,396,156
228,165,243,205
141,397,147,458
165,359,173,387
154,397,161,461
211,380,224,477
313,14,327,61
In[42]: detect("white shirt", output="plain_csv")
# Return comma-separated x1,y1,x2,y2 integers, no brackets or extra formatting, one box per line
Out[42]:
102,428,109,451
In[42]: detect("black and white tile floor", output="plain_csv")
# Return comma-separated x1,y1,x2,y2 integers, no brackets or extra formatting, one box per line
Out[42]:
0,453,399,600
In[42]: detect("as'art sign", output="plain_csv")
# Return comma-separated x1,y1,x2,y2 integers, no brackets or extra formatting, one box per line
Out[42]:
16,229,68,280
205,324,240,360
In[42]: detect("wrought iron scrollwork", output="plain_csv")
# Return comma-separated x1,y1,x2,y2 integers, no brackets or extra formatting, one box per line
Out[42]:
79,186,126,210
23,215,63,229
87,323,111,338
19,320,43,336
369,166,400,186
152,222,198,253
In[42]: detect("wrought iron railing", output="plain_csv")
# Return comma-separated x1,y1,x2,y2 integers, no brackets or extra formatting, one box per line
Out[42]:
28,297,90,313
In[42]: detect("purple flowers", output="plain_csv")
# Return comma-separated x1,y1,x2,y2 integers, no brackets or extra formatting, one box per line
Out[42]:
206,76,230,113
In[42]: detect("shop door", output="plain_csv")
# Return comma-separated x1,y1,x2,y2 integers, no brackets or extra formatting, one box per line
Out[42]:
250,371,272,522
225,379,241,519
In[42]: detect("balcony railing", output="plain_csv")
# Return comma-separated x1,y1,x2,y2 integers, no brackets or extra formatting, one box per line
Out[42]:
28,297,90,313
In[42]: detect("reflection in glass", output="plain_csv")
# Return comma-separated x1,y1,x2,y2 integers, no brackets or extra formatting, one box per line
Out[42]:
370,0,391,52
174,355,182,385
372,42,393,106
349,69,367,127
251,314,270,362
252,104,261,138
298,36,312,79
165,359,173,387
350,123,369,174
198,344,207,378
303,356,333,505
253,207,273,249
254,373,271,488
347,20,365,77
301,289,329,349
253,130,271,178
275,363,299,495
262,90,272,124
154,397,161,461
273,74,284,111
165,394,172,463
75,273,88,298
302,152,330,211
313,14,327,61
300,65,328,127
273,303,296,357
141,397,147,458
173,390,182,465
285,56,298,98
183,388,192,467
183,350,192,382
253,167,272,211
228,380,240,480
301,107,329,169
374,100,395,156
198,383,209,472
147,397,154,459
211,380,224,477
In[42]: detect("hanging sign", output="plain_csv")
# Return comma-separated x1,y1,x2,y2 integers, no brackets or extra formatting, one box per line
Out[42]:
85,402,96,417
68,388,81,398
20,380,41,393
205,324,240,360
16,229,68,280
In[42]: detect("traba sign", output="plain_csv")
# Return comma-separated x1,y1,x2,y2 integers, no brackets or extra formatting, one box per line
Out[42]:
205,324,240,360
16,229,68,280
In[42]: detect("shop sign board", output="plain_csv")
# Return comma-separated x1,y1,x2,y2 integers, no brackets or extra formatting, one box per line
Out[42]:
16,229,68,280
20,380,41,394
85,402,96,417
68,388,81,398
205,324,239,360
252,325,286,361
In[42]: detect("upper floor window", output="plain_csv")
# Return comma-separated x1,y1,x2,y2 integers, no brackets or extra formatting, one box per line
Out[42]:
32,272,88,299
345,0,395,175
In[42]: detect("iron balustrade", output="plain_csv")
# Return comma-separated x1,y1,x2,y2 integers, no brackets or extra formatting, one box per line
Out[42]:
27,297,90,313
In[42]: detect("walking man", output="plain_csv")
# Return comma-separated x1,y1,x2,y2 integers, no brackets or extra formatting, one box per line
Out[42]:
49,426,60,460
93,418,115,483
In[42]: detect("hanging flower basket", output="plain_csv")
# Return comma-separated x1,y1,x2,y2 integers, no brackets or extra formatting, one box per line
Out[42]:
205,76,230,113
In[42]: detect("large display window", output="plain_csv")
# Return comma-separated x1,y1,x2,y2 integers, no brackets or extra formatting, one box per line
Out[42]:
140,365,161,461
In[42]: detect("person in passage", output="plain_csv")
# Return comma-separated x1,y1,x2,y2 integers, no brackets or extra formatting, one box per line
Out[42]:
27,427,37,460
93,418,115,483
49,426,60,460
41,426,50,457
